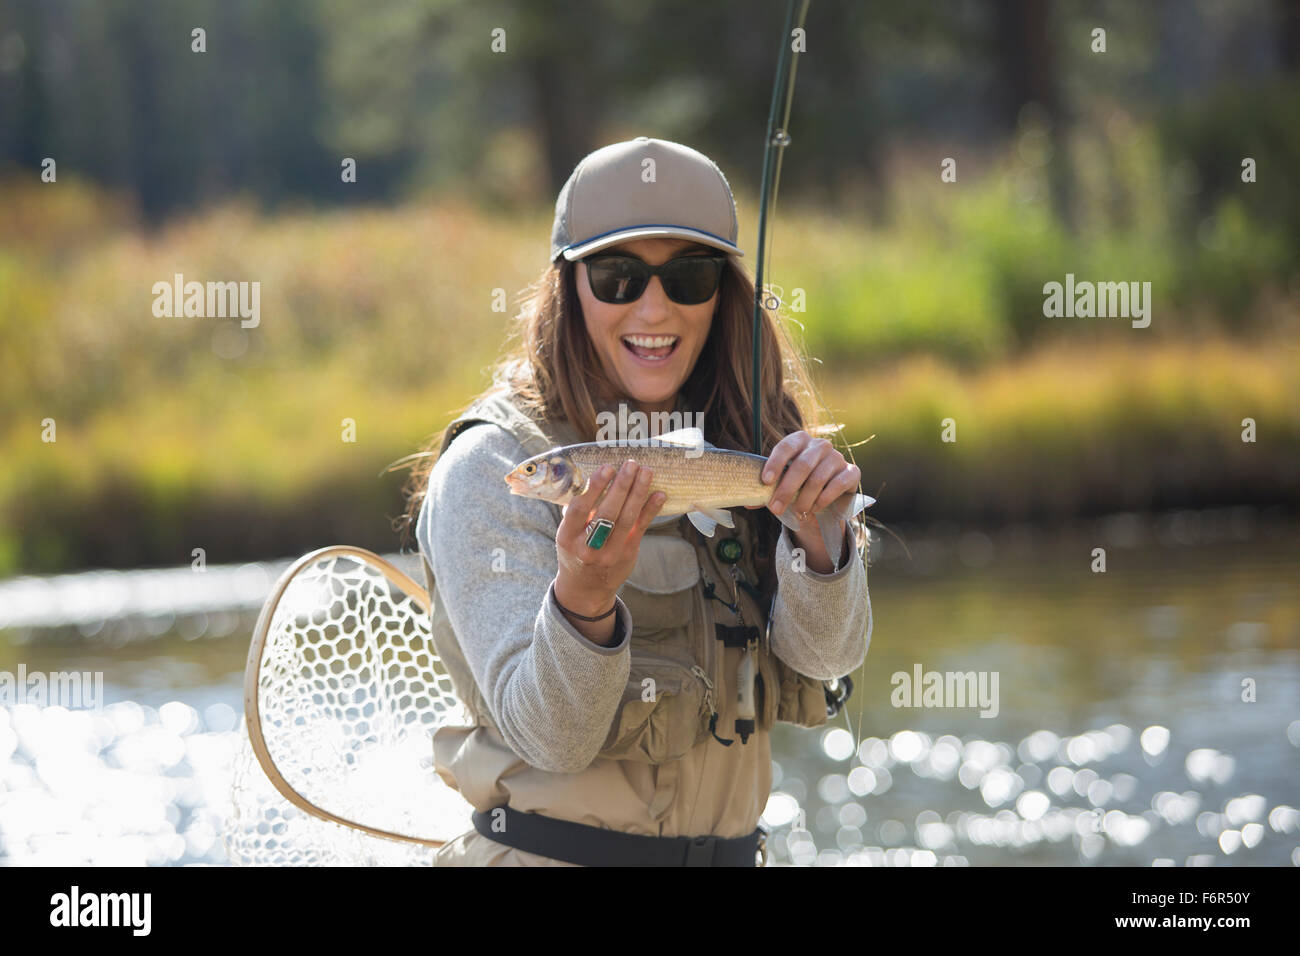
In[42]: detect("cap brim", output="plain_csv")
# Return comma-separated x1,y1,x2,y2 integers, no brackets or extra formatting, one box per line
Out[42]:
562,226,743,260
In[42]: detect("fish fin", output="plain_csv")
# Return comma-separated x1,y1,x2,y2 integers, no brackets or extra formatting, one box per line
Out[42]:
651,427,708,449
691,504,734,530
686,510,719,537
829,491,875,523
774,507,803,533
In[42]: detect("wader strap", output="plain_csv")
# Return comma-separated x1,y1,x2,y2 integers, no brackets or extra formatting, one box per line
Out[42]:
471,806,763,867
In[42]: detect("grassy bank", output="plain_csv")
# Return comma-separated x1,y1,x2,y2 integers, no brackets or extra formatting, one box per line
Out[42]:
2,332,1296,575
826,336,1299,521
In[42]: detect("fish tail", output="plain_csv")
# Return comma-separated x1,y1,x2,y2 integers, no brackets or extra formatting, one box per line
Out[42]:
830,490,875,523
773,490,875,533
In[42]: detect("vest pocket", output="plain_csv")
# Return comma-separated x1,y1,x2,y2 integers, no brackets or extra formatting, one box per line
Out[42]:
775,661,831,729
600,533,709,762
615,582,697,640
616,534,700,641
599,652,710,764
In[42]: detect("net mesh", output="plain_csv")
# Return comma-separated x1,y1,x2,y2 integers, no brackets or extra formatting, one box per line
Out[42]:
223,550,474,865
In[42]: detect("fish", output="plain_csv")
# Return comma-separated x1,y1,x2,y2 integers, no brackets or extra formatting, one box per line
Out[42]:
504,427,874,537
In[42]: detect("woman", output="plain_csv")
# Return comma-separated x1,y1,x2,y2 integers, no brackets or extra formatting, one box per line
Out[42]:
403,137,872,866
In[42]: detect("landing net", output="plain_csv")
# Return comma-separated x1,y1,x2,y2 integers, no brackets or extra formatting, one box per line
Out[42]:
223,547,473,865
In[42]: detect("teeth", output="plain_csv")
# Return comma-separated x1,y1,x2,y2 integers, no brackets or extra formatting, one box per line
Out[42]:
622,335,678,349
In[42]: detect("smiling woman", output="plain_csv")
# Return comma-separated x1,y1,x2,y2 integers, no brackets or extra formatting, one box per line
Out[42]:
578,238,724,417
398,136,872,867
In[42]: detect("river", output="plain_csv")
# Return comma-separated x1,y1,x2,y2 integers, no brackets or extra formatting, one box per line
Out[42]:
1,506,1296,866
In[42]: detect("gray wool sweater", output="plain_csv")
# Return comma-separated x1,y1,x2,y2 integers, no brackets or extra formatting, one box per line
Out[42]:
415,421,872,774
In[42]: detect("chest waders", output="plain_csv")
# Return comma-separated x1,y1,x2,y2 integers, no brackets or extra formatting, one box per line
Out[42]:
423,389,852,866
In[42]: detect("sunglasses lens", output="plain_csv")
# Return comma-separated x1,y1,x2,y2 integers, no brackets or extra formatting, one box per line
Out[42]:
586,257,647,303
584,254,724,305
662,257,723,304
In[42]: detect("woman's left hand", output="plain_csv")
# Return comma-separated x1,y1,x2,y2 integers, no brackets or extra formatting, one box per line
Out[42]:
758,431,860,520
744,431,859,574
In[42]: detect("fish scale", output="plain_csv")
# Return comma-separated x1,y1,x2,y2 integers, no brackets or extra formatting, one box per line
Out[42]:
561,443,772,516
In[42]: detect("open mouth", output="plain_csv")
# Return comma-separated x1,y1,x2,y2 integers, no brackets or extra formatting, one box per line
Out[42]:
621,334,680,364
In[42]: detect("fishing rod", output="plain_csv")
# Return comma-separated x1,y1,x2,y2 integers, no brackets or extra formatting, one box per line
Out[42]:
729,0,814,747
752,0,810,455
748,1,857,726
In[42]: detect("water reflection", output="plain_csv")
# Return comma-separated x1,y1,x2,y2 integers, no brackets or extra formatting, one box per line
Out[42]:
0,552,428,641
759,718,1300,866
0,701,239,865
3,702,1296,866
0,514,1296,866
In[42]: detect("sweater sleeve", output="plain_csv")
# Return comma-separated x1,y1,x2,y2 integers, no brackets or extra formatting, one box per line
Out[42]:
415,423,632,773
766,513,871,680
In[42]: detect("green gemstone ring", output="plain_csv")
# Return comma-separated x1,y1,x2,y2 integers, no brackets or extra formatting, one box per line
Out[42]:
585,517,615,550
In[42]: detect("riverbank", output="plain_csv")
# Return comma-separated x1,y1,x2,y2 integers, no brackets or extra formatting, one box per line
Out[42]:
826,333,1300,523
1,331,1297,574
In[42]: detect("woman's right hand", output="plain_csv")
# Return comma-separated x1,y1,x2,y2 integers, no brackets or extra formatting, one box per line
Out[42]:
554,459,666,620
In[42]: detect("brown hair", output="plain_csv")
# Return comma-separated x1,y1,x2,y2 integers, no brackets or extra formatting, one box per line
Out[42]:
395,253,866,604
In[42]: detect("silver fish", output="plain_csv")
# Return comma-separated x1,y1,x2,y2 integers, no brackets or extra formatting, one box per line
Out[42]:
504,427,874,537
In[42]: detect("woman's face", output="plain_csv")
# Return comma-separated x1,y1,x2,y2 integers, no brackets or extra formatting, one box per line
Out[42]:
576,237,719,416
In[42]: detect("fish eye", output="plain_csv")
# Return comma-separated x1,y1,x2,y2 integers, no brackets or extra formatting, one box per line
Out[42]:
522,463,536,475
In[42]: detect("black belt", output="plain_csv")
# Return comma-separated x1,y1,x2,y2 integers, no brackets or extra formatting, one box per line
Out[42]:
471,806,765,867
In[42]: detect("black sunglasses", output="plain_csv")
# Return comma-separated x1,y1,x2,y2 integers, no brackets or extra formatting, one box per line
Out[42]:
582,252,728,305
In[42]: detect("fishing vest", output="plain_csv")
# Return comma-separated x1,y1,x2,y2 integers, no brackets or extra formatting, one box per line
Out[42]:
420,387,832,770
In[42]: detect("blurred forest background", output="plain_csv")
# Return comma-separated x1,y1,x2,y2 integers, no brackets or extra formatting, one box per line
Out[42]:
1,0,1298,575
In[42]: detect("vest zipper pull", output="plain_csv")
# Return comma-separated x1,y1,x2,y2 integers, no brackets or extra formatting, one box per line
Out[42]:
728,564,745,625
690,663,714,705
694,665,733,747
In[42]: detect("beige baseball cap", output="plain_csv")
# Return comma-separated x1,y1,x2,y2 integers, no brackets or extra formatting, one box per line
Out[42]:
550,136,745,262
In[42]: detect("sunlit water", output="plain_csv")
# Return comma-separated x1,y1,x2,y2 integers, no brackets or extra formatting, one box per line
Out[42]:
1,507,1296,866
